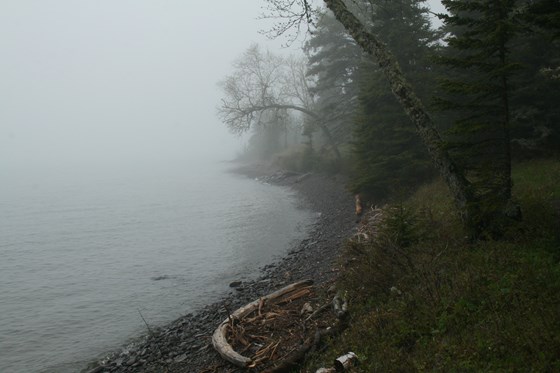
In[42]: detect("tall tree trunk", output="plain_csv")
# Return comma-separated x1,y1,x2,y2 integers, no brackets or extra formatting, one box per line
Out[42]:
323,0,476,224
495,29,521,224
315,121,342,159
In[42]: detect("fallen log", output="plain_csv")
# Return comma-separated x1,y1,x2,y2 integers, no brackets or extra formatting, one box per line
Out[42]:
212,280,313,368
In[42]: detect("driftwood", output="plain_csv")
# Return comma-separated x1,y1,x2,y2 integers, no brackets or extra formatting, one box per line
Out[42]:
212,280,314,368
262,325,341,373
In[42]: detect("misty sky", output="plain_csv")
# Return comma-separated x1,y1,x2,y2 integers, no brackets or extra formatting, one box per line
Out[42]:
1,1,444,167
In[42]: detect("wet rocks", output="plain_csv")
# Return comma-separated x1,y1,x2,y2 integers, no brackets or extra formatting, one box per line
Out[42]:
82,167,356,373
256,170,301,184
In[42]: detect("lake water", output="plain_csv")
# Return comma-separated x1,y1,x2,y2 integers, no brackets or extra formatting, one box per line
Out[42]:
0,160,315,373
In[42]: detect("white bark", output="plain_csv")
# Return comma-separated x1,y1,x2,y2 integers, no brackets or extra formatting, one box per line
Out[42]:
211,280,314,368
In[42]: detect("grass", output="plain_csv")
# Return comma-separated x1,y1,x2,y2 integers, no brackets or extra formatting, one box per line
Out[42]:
303,158,560,372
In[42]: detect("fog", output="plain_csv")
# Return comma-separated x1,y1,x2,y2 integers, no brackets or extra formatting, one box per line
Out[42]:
0,1,290,167
1,1,444,168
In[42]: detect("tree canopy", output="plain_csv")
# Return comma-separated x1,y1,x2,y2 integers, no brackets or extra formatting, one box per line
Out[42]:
219,0,559,237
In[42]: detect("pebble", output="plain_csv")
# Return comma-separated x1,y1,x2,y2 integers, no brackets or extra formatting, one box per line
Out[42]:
82,170,356,373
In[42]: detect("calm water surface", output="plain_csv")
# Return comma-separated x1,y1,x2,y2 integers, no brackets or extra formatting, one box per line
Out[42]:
0,160,314,372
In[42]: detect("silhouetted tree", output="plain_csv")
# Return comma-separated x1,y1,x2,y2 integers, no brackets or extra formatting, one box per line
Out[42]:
304,10,363,143
352,0,438,200
509,0,560,156
218,44,341,158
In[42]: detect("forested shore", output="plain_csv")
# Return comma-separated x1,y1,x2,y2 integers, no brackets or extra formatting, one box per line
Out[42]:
220,0,558,238
213,0,559,371
87,1,559,371
82,164,357,373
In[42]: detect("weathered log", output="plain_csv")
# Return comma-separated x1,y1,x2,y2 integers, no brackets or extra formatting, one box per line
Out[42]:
275,286,313,305
212,280,313,368
212,323,252,367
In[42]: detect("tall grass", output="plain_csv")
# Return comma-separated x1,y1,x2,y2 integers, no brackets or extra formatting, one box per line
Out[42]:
304,158,560,372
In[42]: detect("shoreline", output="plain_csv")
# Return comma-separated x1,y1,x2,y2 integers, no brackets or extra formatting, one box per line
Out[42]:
83,163,356,373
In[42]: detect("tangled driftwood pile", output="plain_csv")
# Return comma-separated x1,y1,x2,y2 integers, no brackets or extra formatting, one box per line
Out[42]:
212,280,347,372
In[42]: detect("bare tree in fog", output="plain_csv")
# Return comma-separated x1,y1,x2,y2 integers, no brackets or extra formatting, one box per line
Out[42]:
218,44,341,158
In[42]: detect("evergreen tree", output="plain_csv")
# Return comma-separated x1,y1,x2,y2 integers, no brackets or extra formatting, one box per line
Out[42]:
509,0,560,157
524,0,560,38
352,0,439,200
304,11,364,144
436,0,523,234
265,0,546,236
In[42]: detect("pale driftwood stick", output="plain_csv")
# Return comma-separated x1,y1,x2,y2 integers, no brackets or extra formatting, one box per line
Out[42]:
234,280,313,320
305,301,331,321
275,286,313,305
212,323,252,367
212,280,313,368
137,309,154,337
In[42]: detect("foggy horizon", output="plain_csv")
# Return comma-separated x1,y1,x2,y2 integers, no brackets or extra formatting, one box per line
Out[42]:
1,1,445,168
0,1,301,168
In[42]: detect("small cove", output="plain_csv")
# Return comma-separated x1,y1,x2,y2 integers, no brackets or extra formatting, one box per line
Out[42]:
0,160,315,373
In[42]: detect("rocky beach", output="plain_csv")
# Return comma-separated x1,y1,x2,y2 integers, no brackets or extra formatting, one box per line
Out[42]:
83,163,357,373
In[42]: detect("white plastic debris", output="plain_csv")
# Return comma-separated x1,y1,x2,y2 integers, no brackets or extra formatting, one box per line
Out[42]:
334,351,359,371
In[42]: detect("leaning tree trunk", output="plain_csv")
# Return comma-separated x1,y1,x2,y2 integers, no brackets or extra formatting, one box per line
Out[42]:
315,120,342,160
323,0,476,226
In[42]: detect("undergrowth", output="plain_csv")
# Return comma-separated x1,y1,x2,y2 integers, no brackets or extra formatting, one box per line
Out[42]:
273,144,354,175
303,158,560,372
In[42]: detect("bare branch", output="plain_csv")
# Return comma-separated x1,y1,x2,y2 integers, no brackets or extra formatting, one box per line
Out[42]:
218,44,340,157
218,45,316,134
259,0,322,46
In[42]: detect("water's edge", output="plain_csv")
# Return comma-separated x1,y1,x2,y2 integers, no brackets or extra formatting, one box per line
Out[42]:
80,165,357,373
0,161,315,373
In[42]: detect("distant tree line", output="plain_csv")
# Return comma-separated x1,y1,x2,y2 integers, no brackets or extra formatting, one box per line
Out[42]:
218,0,559,238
